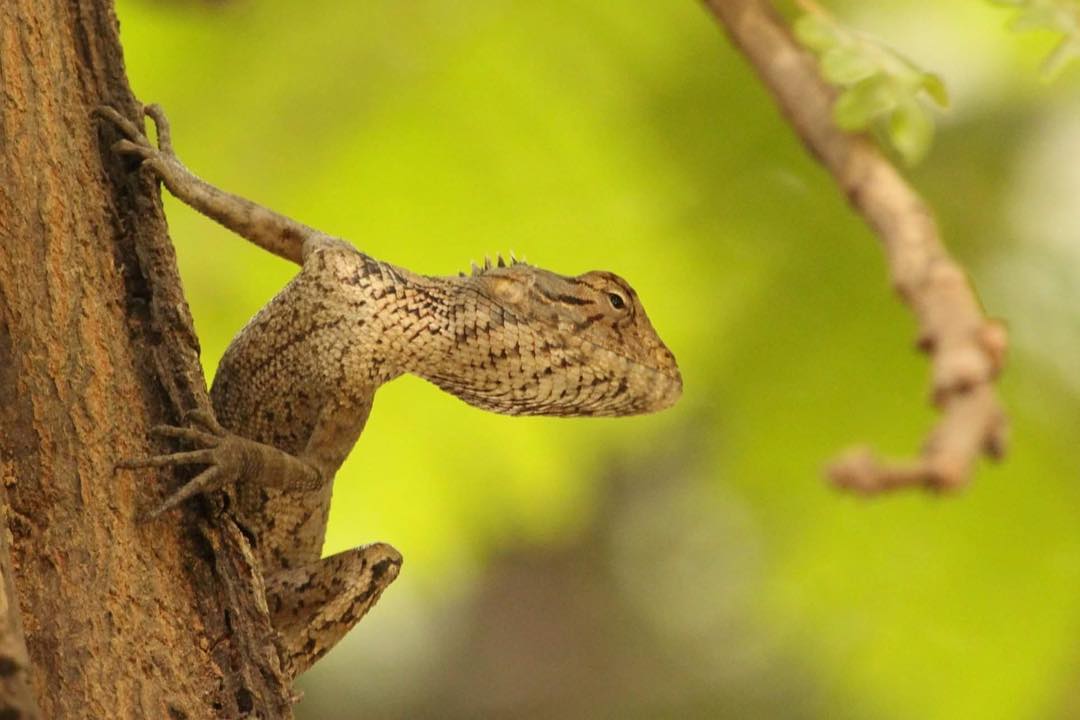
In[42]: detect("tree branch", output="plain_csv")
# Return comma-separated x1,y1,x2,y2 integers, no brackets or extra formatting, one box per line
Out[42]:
0,1,295,715
700,0,1008,493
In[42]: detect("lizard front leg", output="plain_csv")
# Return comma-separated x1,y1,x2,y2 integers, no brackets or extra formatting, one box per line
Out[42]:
266,544,403,678
122,401,403,673
95,104,328,265
119,410,323,519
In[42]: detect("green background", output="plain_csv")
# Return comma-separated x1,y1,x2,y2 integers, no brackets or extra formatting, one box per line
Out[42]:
115,1,1080,717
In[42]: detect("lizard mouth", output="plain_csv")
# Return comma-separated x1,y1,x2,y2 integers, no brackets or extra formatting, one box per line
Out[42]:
639,360,684,411
581,339,683,413
585,338,682,383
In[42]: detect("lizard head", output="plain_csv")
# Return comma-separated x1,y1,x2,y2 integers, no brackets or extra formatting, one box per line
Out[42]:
441,260,682,417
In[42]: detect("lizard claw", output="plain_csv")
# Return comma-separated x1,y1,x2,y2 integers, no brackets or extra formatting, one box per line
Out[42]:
143,103,174,155
111,138,155,162
142,466,225,521
118,406,322,521
93,105,147,143
94,103,177,167
184,408,226,435
117,409,254,521
150,423,220,447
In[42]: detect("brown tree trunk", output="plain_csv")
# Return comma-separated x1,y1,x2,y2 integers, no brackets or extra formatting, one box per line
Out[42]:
0,2,294,717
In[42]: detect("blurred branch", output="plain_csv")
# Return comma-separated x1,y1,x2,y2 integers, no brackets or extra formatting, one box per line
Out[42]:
700,0,1008,493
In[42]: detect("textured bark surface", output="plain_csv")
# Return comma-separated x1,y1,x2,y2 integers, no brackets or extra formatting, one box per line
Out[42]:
0,1,293,717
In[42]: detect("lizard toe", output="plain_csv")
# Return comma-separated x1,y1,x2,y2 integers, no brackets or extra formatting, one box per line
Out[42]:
142,466,225,521
150,424,220,447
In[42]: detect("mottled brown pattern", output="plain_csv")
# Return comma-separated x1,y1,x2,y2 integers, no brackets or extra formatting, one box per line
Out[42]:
99,105,681,677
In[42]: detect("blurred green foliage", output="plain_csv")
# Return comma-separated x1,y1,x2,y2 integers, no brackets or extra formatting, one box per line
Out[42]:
116,0,1080,717
991,0,1080,77
794,10,948,164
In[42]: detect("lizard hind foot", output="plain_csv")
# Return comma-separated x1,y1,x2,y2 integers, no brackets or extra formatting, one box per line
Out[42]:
94,103,176,168
266,543,403,677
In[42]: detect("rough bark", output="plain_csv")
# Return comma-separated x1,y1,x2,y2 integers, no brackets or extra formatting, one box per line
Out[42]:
0,1,293,717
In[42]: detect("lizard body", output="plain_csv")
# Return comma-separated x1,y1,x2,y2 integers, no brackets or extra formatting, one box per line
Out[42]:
100,105,681,677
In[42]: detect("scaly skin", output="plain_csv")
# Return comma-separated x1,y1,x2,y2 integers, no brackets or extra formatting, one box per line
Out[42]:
100,104,681,677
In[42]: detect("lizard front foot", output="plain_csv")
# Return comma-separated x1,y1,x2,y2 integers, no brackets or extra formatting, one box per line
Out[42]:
118,409,322,520
94,103,177,174
118,409,252,519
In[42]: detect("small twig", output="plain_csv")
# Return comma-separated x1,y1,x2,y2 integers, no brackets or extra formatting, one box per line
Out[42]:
700,0,1007,493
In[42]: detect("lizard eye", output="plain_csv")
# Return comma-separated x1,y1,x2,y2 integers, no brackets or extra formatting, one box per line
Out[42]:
607,292,626,310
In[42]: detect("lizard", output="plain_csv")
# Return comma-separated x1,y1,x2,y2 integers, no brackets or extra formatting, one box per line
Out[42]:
97,104,683,678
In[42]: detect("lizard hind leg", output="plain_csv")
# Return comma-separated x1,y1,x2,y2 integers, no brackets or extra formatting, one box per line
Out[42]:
266,542,403,678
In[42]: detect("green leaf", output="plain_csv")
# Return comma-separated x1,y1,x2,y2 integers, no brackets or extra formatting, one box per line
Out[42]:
888,99,934,165
990,0,1080,78
833,75,898,130
821,46,879,84
794,13,843,52
796,9,948,163
920,72,950,107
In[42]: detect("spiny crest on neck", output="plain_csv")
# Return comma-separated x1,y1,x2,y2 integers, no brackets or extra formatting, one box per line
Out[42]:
458,253,527,278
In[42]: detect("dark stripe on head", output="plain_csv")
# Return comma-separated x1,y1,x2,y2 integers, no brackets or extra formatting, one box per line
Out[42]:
536,285,594,307
577,313,605,330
